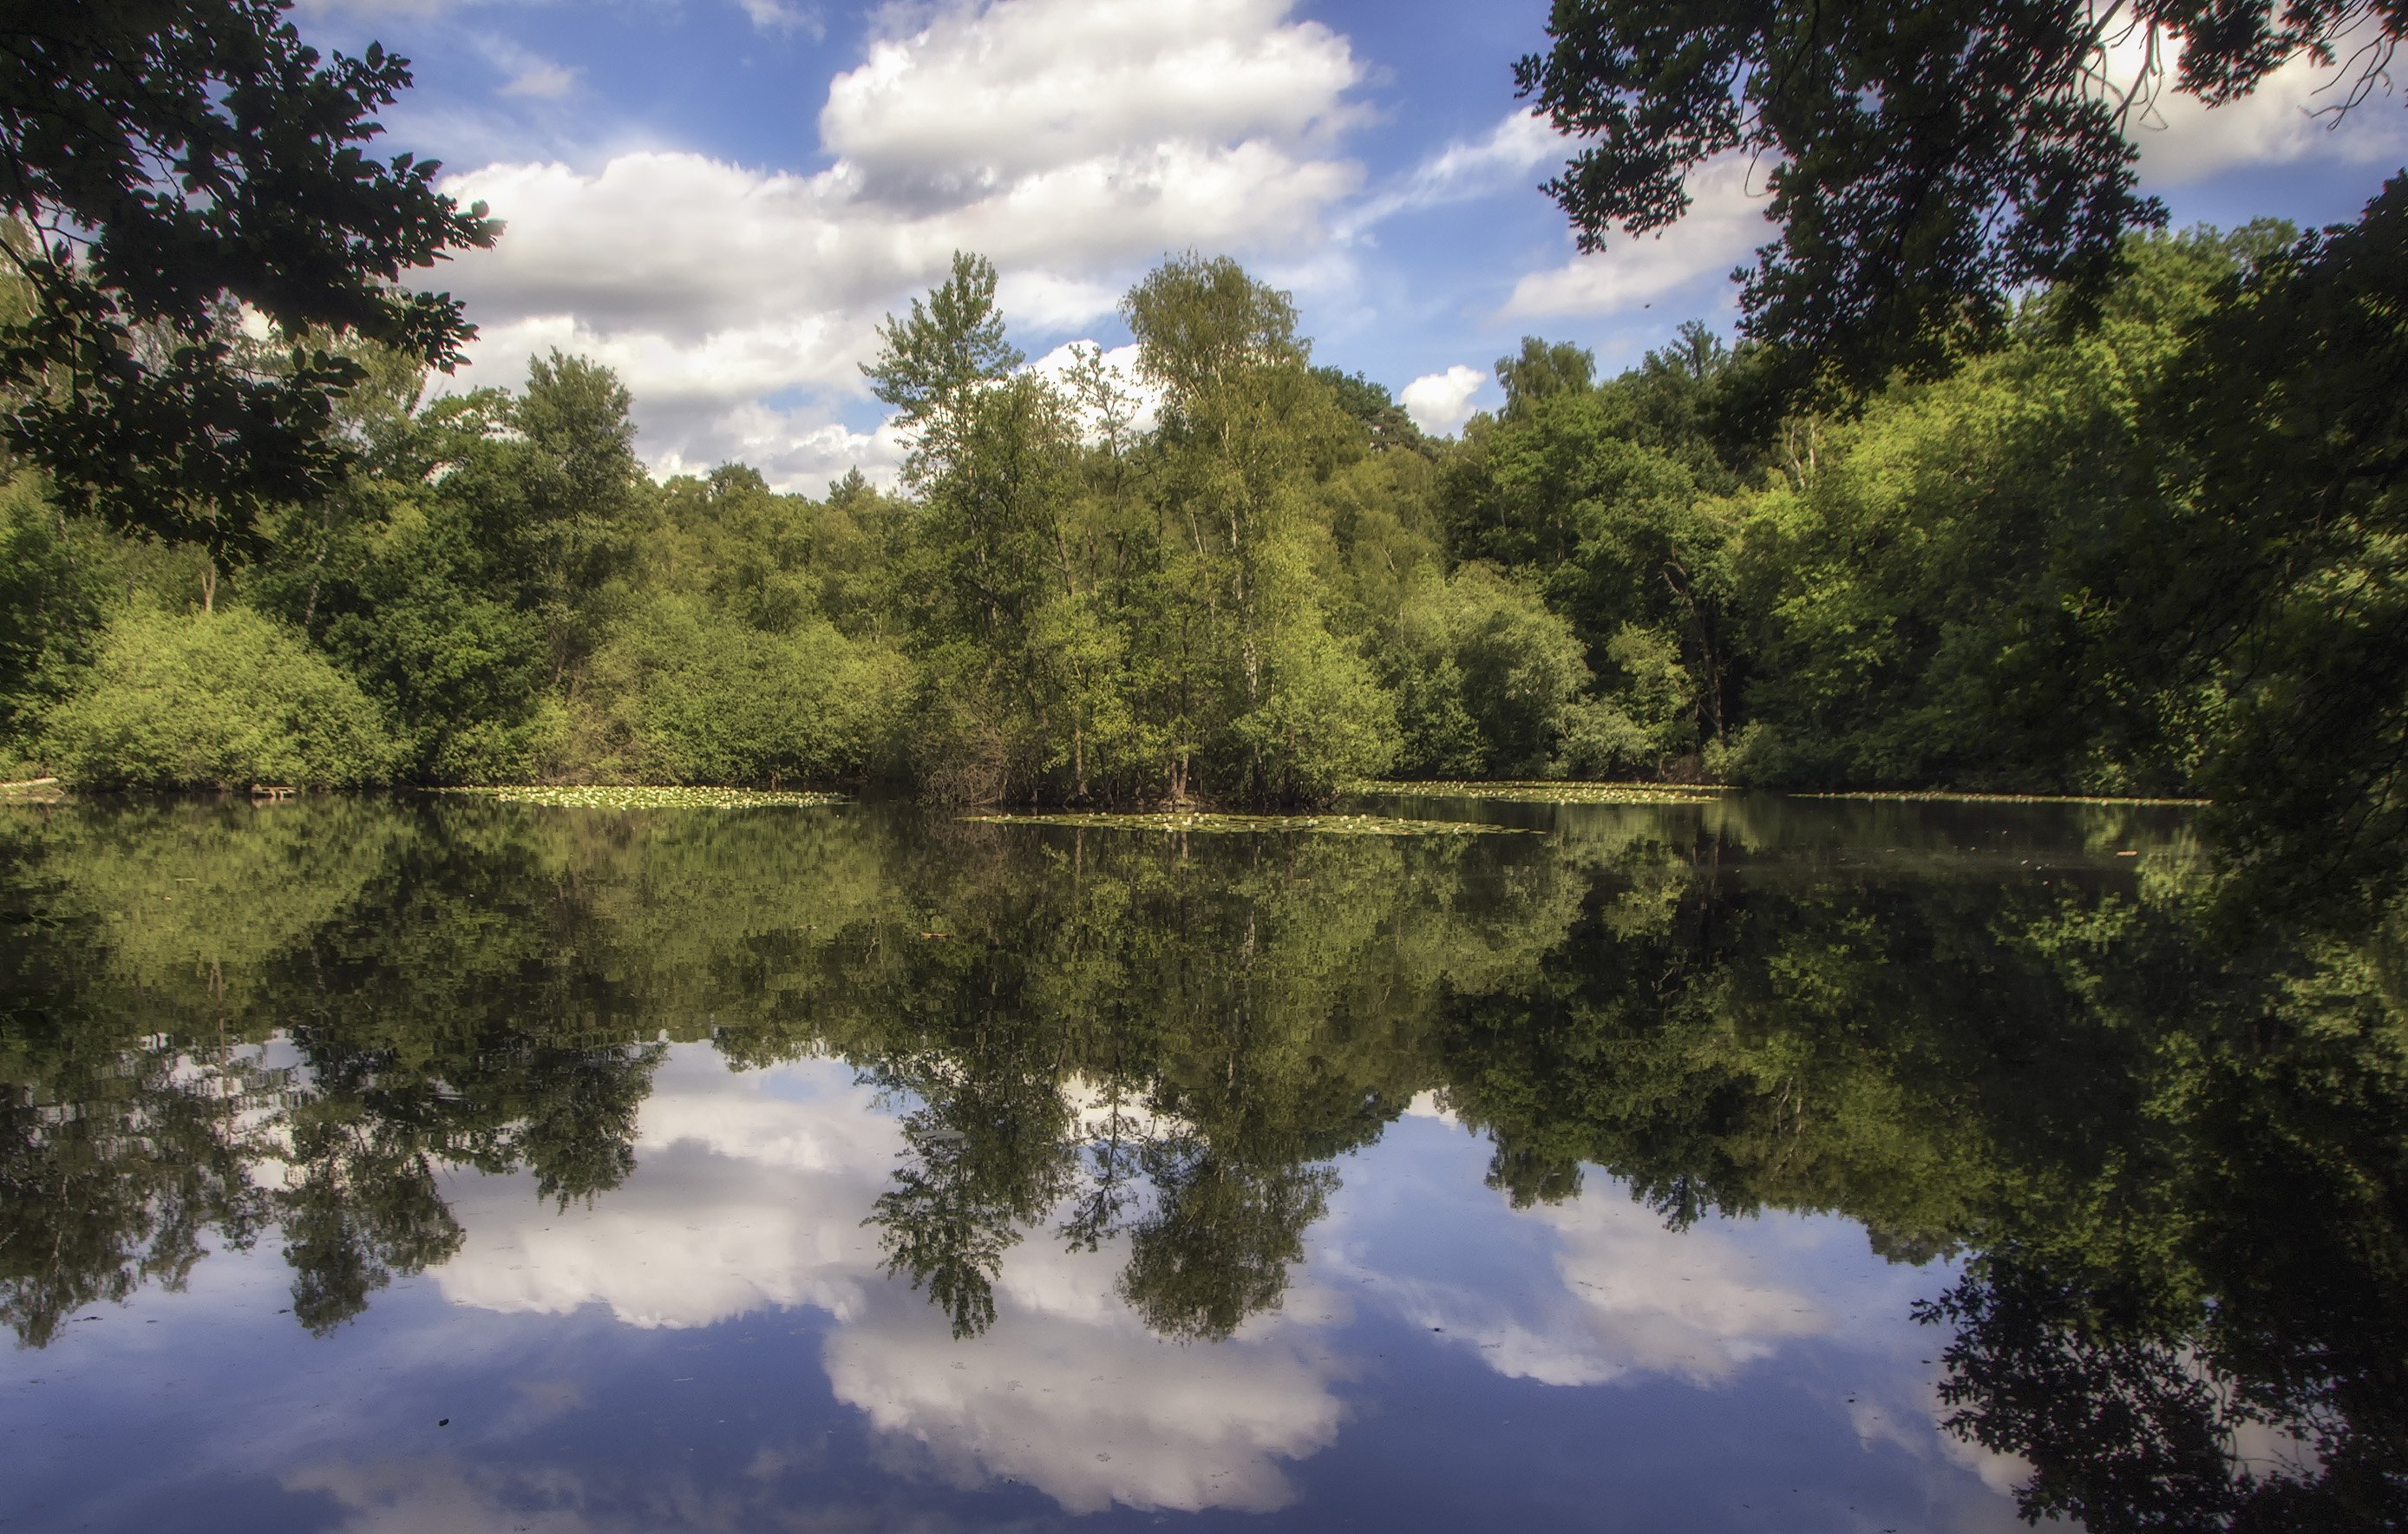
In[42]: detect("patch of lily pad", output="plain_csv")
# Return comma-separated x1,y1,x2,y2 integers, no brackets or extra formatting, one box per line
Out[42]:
0,777,63,804
1354,779,1726,804
455,785,845,810
1800,790,2207,806
965,810,1532,836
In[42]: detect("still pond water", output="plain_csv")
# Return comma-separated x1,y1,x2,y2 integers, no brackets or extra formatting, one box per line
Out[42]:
3,795,2401,1531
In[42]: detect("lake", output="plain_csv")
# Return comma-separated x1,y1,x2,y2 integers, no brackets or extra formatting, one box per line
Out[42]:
3,793,2400,1531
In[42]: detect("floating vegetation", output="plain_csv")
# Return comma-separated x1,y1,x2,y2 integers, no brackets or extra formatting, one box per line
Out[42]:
965,810,1533,836
1801,790,2208,806
1355,779,1726,804
452,785,845,810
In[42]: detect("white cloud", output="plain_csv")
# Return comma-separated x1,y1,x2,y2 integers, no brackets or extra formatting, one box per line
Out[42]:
821,0,1364,200
435,0,1371,488
497,61,577,99
1399,364,1488,436
2112,25,2408,185
1500,154,1768,321
1343,109,1561,237
736,0,823,38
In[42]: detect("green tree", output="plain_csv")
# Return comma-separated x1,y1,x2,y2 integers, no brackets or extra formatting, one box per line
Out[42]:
0,2,494,547
864,251,1024,484
1123,253,1394,802
0,475,123,769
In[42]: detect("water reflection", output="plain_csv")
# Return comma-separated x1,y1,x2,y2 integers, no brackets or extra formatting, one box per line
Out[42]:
3,795,2402,1530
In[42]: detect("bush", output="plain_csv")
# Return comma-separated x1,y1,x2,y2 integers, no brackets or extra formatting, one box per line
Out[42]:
1554,698,1658,778
586,597,902,784
48,608,402,789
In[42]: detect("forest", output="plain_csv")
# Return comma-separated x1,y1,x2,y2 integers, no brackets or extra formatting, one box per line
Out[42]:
5,198,2400,867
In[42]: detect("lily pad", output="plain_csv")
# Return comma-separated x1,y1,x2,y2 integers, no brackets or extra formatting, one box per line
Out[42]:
964,811,1532,836
452,786,845,810
1799,790,2206,806
1355,780,1725,804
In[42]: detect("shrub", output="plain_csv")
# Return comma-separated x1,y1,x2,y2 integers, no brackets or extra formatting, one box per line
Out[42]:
47,608,401,789
586,596,902,784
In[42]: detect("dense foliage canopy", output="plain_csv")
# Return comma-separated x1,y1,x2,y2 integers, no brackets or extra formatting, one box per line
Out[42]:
1515,0,2405,392
0,0,493,552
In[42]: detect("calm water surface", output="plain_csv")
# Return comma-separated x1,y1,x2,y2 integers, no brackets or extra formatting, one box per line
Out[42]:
3,796,2401,1531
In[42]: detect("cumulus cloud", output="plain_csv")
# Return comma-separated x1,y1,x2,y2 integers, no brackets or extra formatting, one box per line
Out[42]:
1500,154,1768,321
821,0,1363,201
1399,364,1488,436
435,0,1370,488
2110,24,2408,184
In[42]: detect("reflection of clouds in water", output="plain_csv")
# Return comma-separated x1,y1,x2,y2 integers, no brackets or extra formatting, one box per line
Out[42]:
1521,1194,1832,1385
433,1051,900,1328
828,1240,1343,1514
286,1459,606,1534
418,1048,2012,1520
1849,1383,2031,1500
431,1047,1343,1514
285,1455,989,1534
1345,1173,1830,1388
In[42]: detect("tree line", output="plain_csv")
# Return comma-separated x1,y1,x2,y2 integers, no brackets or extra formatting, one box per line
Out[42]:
2,213,2398,846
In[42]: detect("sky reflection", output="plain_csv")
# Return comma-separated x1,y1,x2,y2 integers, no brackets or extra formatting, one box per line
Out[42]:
39,1043,2026,1531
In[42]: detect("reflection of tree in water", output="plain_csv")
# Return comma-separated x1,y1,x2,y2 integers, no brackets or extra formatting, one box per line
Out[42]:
853,823,1565,1339
1434,811,2408,1530
6,796,2405,1528
280,1109,463,1335
0,1040,274,1347
868,1043,1079,1339
0,801,1573,1349
1118,1149,1334,1342
0,802,671,1344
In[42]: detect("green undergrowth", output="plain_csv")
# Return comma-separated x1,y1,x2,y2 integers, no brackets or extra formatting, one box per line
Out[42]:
964,811,1534,836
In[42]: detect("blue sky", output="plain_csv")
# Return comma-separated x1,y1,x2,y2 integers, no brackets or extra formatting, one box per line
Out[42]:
291,0,2406,492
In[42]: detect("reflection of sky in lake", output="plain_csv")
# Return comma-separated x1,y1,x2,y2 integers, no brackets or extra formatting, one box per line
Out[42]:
6,1046,2029,1531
